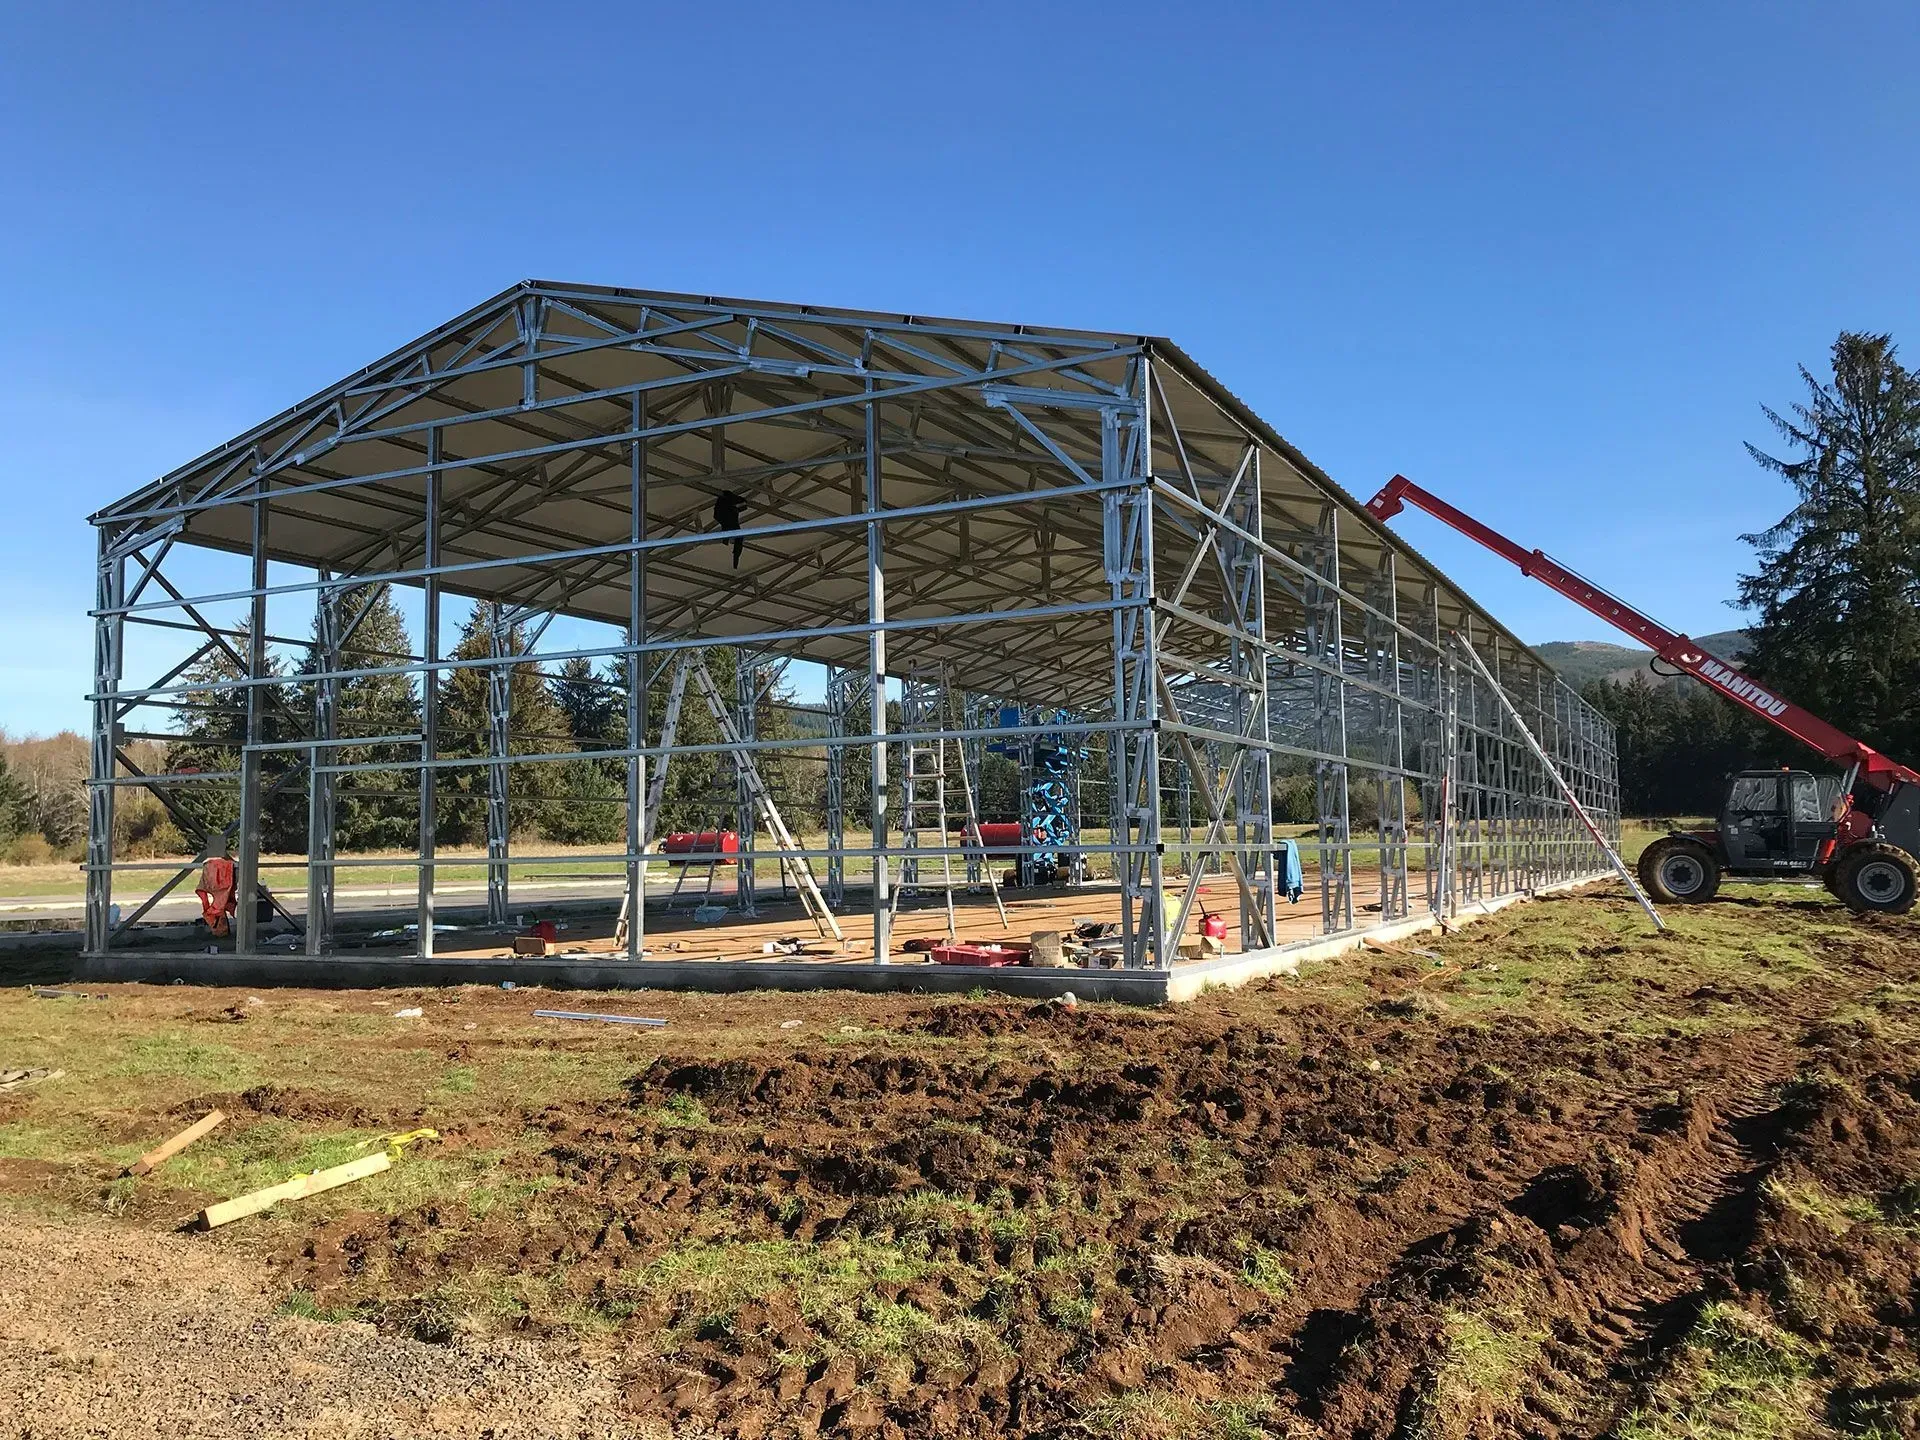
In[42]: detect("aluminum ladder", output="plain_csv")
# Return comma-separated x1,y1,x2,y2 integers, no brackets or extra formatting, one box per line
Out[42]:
892,667,1005,937
685,657,843,941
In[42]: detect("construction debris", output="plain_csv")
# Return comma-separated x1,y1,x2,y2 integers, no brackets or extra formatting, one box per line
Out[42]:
197,1130,438,1229
29,986,103,1001
533,1009,667,1028
199,1152,391,1229
0,1068,63,1092
1028,930,1067,967
127,1110,226,1177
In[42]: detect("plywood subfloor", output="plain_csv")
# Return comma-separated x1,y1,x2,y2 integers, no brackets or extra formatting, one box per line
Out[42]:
421,869,1403,970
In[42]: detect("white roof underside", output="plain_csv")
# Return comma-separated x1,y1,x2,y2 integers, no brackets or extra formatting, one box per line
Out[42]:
98,281,1559,708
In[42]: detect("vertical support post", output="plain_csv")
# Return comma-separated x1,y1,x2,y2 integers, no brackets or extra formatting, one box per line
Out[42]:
1379,556,1410,921
1417,584,1445,914
418,438,441,958
84,530,125,956
1230,449,1276,949
734,652,760,916
625,392,648,962
824,665,851,908
864,361,890,962
234,491,269,954
1109,374,1160,967
485,606,512,925
305,572,339,955
1436,651,1455,918
1307,505,1353,934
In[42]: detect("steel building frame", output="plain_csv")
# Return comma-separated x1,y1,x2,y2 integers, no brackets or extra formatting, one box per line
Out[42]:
83,281,1619,987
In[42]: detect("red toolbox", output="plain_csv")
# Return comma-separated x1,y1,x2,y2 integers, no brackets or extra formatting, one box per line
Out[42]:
928,941,1031,967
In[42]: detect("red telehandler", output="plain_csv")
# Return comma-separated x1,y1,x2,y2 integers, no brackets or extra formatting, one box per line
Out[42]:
1366,474,1920,915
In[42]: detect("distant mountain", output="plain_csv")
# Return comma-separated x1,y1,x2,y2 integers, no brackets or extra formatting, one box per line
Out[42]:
1533,630,1751,691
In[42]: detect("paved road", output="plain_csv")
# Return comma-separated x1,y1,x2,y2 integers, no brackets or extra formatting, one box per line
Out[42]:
0,874,712,928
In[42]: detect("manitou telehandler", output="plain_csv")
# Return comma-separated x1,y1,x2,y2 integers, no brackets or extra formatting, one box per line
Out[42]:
1366,474,1920,915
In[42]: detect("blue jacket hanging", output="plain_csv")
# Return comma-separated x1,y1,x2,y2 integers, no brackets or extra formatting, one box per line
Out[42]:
1275,839,1303,903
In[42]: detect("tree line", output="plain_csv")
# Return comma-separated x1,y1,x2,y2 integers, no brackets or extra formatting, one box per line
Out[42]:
1582,332,1920,815
159,593,832,856
8,334,1909,859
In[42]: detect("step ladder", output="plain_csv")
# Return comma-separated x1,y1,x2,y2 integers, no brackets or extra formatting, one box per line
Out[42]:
892,667,1006,938
616,654,843,946
685,657,843,941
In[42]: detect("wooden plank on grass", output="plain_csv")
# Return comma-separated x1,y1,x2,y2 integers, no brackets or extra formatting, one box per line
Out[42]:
198,1151,391,1230
127,1109,226,1177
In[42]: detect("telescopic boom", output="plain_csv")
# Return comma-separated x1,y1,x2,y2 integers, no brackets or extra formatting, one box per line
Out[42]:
1365,474,1920,790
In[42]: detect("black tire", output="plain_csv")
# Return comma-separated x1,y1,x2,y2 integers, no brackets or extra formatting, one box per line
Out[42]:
1639,837,1721,904
1833,842,1919,916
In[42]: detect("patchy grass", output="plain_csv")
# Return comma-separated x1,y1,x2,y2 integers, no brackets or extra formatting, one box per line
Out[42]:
1081,1389,1276,1440
1239,1244,1295,1301
1765,1176,1881,1234
0,884,1912,1437
278,1288,358,1324
1364,885,1853,1039
151,1121,382,1198
654,1092,710,1129
1411,1299,1547,1435
0,1121,90,1163
586,1233,1010,1364
1617,1303,1821,1440
107,1032,258,1086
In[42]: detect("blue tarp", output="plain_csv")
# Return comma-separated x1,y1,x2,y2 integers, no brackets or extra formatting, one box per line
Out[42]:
1275,839,1303,903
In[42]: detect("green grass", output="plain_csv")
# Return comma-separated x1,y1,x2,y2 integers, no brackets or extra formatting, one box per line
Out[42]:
152,1121,383,1198
1239,1244,1295,1301
1617,1303,1820,1440
593,1233,986,1360
1769,1172,1920,1238
1393,883,1851,1038
1410,1300,1547,1435
655,1092,710,1129
278,1288,358,1323
106,1032,258,1086
1081,1389,1276,1440
0,1121,88,1162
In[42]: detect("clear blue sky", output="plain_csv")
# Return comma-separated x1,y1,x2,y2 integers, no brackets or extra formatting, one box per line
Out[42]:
3,2,1915,736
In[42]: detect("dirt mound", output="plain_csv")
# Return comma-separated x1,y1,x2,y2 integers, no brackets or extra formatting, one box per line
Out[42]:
257,913,1920,1438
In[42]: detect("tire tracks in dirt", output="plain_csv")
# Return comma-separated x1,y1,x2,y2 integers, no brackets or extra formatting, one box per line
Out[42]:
1282,1033,1808,1439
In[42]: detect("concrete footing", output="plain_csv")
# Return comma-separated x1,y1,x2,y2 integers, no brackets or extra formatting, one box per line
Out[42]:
76,874,1611,1005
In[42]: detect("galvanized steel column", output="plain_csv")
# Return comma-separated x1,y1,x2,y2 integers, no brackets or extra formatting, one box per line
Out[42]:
84,530,124,956
234,493,269,955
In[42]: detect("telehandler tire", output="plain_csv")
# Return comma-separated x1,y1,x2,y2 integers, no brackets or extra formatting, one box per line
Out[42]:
1639,837,1721,903
1832,842,1919,916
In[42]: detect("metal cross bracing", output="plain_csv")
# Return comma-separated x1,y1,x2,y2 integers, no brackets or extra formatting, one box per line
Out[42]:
84,283,1625,981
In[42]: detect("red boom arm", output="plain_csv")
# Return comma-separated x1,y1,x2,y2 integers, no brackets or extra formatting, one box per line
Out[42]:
1366,474,1920,790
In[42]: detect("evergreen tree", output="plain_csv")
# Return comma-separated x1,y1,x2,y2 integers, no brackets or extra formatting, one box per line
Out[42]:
1583,676,1773,816
0,749,26,848
1739,333,1920,761
167,626,303,851
553,657,624,756
644,648,746,837
433,605,572,847
543,655,627,846
299,583,421,852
